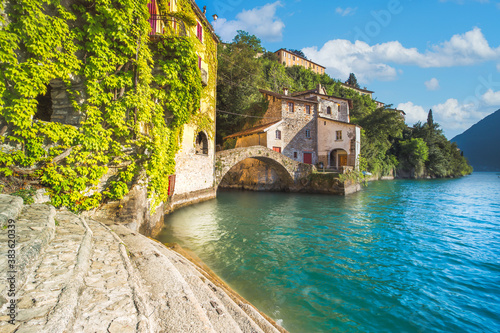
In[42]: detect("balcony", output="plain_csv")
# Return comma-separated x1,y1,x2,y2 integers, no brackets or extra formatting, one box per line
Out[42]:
148,15,187,40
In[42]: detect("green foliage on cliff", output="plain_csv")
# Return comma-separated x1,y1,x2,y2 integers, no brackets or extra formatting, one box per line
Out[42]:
0,0,209,211
396,116,473,177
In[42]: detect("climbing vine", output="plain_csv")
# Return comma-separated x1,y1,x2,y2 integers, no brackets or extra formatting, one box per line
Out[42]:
0,0,214,211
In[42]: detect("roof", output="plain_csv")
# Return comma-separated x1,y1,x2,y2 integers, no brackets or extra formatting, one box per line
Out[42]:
340,82,374,94
259,89,319,104
274,48,326,69
224,120,282,140
189,0,220,44
318,115,362,128
387,108,407,115
292,88,353,109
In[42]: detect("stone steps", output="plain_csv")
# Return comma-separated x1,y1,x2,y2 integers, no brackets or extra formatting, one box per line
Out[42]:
2,209,88,333
0,201,56,333
112,224,216,333
0,195,286,333
164,247,282,333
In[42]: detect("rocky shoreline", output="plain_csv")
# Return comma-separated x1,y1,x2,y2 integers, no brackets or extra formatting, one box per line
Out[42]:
0,194,286,333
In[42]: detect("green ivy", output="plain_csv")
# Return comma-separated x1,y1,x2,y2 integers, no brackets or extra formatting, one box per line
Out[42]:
0,0,213,212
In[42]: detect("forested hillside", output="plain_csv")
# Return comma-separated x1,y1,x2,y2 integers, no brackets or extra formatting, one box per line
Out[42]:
217,31,472,178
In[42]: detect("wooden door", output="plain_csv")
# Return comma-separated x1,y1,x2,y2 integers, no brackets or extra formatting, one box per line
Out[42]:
339,155,347,167
303,152,312,164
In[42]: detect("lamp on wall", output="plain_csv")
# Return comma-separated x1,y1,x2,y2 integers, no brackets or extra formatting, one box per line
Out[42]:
212,14,218,21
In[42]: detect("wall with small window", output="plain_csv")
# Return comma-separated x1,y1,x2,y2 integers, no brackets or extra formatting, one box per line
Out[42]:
317,118,360,169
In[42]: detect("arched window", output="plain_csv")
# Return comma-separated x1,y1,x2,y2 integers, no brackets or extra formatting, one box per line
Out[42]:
195,131,208,155
326,106,331,114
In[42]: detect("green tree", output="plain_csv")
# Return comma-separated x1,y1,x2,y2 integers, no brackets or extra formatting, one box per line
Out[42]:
233,30,264,54
427,109,434,127
346,73,360,88
288,49,307,59
399,138,429,177
358,108,406,175
216,31,266,144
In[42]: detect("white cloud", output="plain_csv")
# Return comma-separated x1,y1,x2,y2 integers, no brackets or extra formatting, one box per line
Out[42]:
482,89,500,105
425,78,440,91
212,2,285,42
302,40,399,82
302,28,500,83
432,99,483,131
335,7,357,16
397,102,428,126
397,88,500,137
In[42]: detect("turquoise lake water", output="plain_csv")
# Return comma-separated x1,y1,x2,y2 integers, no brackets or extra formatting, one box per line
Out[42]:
156,173,500,332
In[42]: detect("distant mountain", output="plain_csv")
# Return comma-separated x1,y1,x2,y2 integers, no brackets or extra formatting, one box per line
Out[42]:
452,109,500,172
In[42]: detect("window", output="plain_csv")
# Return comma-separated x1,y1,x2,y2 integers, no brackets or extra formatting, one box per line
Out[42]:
305,105,311,114
293,152,298,158
305,129,311,138
196,22,203,42
327,106,331,114
198,56,202,69
293,56,295,61
195,131,208,155
275,130,281,140
336,130,342,141
288,102,294,112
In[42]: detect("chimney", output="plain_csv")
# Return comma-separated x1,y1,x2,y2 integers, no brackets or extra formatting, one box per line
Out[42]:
283,87,289,96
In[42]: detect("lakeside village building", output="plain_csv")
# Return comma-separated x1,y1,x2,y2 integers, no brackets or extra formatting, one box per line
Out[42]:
148,0,219,203
225,85,362,171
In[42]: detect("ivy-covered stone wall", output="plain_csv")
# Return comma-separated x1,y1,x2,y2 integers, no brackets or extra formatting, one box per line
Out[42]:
0,0,216,212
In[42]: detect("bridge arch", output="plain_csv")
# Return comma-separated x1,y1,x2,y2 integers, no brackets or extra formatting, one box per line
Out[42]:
215,146,314,189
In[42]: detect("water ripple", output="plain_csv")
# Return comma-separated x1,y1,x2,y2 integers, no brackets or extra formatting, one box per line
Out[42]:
157,173,500,333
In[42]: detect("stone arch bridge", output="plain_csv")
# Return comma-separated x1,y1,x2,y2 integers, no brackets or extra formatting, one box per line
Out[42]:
215,146,314,189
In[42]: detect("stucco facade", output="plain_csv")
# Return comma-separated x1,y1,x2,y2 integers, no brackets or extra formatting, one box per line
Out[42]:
161,0,219,196
317,117,361,170
225,85,360,170
275,49,325,75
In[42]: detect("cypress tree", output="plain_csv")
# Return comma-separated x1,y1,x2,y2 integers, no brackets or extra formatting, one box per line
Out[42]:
427,109,434,127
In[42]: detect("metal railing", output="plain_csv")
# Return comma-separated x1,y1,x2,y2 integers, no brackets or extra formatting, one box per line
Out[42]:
148,15,187,38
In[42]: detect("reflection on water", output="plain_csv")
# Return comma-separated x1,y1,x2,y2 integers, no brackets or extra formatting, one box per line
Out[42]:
156,173,500,333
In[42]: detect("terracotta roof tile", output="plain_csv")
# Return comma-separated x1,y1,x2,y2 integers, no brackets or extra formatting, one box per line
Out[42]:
224,120,282,140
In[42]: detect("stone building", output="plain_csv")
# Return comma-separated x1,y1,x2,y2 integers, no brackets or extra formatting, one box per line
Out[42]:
9,0,220,233
275,48,326,75
225,85,361,171
149,0,220,203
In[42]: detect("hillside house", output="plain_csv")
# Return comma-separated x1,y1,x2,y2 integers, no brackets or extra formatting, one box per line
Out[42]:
339,82,374,99
225,85,361,171
275,49,326,75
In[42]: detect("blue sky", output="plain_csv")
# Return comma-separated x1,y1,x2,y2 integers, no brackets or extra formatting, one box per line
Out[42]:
196,0,500,138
